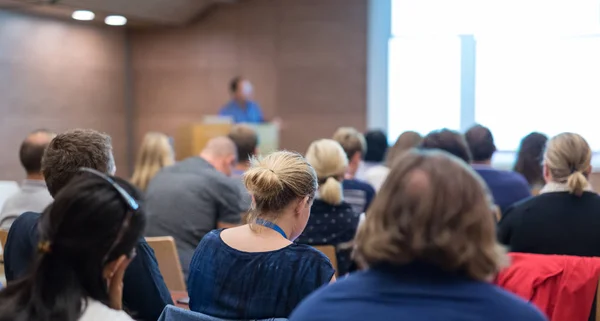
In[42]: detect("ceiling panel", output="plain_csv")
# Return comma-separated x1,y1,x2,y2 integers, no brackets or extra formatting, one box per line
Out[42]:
0,0,238,26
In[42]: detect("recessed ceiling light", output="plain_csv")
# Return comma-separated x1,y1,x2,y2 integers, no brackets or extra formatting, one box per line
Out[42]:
72,10,95,21
105,15,127,26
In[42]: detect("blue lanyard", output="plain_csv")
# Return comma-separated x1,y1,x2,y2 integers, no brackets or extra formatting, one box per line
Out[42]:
255,218,287,239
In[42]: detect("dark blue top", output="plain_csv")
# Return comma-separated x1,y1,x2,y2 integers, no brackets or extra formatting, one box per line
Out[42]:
472,165,531,212
342,179,375,214
219,100,264,123
188,229,335,320
297,200,360,275
4,212,173,321
290,263,548,321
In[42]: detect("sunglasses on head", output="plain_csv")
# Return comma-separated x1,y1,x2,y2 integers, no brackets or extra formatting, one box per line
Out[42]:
78,168,140,263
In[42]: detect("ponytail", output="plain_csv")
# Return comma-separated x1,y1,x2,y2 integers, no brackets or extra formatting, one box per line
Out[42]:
567,171,587,196
320,176,343,205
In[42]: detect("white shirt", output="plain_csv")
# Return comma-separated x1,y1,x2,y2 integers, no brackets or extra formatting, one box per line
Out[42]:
0,179,53,229
79,299,134,321
364,165,390,192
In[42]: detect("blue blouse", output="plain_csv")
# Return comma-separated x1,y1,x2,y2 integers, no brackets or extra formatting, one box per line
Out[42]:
187,229,335,320
296,200,360,275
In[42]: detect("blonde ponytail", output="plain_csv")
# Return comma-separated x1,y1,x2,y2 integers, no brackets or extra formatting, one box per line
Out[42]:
544,133,592,197
320,177,343,205
567,171,587,196
305,139,349,206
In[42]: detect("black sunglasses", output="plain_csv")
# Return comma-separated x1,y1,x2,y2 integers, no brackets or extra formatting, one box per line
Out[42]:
79,168,140,263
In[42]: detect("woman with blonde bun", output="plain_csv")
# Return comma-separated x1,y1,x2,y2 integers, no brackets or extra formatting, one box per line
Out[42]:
187,151,335,320
297,139,361,276
499,133,600,256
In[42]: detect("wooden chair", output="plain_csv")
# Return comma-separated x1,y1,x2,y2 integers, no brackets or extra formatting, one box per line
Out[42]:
313,245,338,277
145,236,186,292
0,228,8,263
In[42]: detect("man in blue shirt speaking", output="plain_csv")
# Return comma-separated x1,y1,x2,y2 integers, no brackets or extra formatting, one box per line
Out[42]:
219,77,264,123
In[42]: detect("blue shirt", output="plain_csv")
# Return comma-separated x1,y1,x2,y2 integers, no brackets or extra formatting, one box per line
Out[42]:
188,229,335,320
342,179,375,214
219,100,264,123
4,212,173,321
297,199,360,275
472,165,531,212
290,263,548,321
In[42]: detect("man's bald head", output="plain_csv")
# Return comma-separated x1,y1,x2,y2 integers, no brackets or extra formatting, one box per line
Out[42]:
20,129,56,175
200,136,238,176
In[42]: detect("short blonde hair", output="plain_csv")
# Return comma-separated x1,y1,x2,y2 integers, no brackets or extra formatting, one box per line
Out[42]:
244,151,317,223
305,139,348,205
131,132,174,191
544,132,592,196
386,131,423,167
355,149,507,281
332,127,366,160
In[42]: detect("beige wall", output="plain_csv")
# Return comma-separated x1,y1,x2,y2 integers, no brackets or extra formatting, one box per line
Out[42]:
0,11,129,179
130,0,368,154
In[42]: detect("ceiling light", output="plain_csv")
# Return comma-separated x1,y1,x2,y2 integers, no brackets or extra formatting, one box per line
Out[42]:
72,10,95,21
105,15,127,26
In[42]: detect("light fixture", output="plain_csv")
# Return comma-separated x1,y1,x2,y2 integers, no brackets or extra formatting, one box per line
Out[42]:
105,15,127,26
72,10,95,21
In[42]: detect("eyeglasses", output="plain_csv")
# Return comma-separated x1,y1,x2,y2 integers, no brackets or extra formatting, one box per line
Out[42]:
79,167,140,263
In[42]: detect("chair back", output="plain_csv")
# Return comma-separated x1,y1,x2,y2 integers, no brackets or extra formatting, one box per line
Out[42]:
313,245,338,276
145,236,186,291
158,305,287,321
0,229,8,249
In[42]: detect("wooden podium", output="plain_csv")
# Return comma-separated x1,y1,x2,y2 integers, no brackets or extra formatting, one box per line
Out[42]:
175,123,279,161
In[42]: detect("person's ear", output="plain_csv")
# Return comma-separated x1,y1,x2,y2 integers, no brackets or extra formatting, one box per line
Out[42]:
103,254,127,281
294,196,309,216
350,152,361,165
543,163,551,183
253,147,259,157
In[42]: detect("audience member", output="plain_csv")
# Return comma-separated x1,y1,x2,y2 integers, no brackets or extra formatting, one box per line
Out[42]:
465,125,530,211
297,139,360,276
358,130,388,178
130,132,174,192
187,151,334,319
419,128,472,163
145,136,244,277
228,124,259,178
227,124,259,211
290,150,546,321
3,129,172,321
499,133,600,257
364,131,423,192
361,130,389,191
386,131,423,167
0,129,55,229
0,171,145,321
514,132,549,194
332,127,375,213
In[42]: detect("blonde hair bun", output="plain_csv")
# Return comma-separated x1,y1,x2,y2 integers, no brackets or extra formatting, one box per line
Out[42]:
244,166,283,200
243,151,318,221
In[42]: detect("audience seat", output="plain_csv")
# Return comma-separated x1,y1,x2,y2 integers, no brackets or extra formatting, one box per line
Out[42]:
146,236,186,291
0,228,8,286
158,305,288,321
496,253,600,321
313,245,338,276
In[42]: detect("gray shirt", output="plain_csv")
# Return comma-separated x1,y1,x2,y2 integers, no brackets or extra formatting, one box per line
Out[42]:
0,179,52,229
145,157,245,276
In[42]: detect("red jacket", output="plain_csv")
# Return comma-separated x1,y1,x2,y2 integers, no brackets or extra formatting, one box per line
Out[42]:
495,253,600,321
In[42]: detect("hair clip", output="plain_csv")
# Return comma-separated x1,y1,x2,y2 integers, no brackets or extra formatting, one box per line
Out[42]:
38,241,52,254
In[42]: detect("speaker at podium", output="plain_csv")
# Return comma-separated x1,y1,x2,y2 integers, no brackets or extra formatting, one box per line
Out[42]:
174,116,279,161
